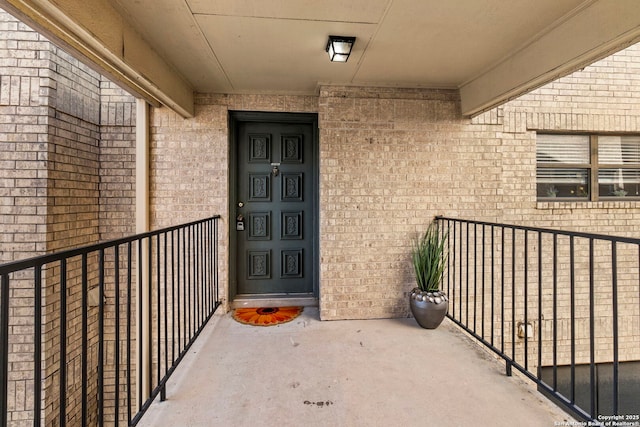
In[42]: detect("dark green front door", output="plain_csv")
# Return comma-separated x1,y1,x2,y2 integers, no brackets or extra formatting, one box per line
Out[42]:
232,113,317,296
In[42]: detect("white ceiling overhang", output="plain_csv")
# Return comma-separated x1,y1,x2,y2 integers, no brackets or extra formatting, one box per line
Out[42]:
1,0,639,118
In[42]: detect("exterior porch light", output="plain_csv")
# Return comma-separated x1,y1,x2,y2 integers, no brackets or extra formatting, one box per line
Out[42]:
326,35,356,62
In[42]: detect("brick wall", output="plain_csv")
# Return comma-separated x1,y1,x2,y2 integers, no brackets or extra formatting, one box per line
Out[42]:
317,86,505,320
149,94,317,307
0,8,137,425
99,79,136,240
0,11,48,264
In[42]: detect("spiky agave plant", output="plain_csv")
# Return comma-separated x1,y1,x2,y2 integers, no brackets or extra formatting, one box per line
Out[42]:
412,221,448,292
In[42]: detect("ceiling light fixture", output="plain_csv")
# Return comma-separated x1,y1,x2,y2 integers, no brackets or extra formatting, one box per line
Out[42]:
326,35,356,63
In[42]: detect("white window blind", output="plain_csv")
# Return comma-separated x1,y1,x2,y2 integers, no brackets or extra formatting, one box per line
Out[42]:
537,134,589,164
598,136,640,164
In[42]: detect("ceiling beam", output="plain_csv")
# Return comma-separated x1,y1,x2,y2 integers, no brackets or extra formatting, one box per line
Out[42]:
0,0,195,118
459,0,640,118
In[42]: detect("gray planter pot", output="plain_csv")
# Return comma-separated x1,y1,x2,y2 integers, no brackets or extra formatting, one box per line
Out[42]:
409,289,448,329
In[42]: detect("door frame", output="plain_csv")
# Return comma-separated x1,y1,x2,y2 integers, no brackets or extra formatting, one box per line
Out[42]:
228,111,319,305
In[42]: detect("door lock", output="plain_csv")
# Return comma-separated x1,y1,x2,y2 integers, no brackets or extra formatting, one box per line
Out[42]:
271,163,280,177
236,214,245,231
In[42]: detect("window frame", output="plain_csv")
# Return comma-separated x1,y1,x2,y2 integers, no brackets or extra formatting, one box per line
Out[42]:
536,133,640,202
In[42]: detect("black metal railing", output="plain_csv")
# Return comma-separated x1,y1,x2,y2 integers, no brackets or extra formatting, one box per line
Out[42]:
436,216,640,423
0,216,221,426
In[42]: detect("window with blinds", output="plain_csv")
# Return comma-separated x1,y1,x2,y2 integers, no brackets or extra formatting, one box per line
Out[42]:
598,136,640,198
536,134,640,200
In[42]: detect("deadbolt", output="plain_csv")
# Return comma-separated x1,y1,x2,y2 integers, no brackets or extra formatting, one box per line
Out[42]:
238,202,244,208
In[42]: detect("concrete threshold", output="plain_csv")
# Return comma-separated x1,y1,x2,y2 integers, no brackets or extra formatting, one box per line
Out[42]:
138,308,575,427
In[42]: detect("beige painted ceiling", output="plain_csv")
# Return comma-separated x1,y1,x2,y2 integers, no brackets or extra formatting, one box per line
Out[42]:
111,0,585,93
2,0,640,117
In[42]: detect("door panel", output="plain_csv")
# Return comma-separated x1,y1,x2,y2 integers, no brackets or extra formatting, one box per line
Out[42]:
235,119,315,295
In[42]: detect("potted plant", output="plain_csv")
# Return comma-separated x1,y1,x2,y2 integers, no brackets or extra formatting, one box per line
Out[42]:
409,221,449,329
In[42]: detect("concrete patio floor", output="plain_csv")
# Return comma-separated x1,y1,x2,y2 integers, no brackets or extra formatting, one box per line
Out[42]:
138,307,575,427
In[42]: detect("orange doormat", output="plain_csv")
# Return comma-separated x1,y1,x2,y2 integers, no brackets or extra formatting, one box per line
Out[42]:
232,306,303,326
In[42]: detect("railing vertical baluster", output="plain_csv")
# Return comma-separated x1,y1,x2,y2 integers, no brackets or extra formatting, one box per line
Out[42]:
137,240,143,412
0,273,10,427
589,238,596,417
491,225,495,347
214,218,219,305
182,227,187,349
209,219,214,311
459,221,463,321
197,223,201,326
473,223,477,333
444,219,450,299
192,224,197,332
186,226,191,341
198,224,206,320
114,245,121,425
177,228,182,352
156,235,162,401
81,254,88,427
611,241,619,415
190,224,194,337
59,259,67,427
552,233,558,391
171,230,176,363
537,232,542,379
191,225,195,340
199,222,204,326
127,241,133,423
501,227,505,354
34,265,42,427
206,220,211,313
569,236,575,404
197,222,201,326
203,222,208,316
511,228,516,366
481,224,485,340
147,237,153,399
98,248,105,426
452,220,456,320
205,222,209,316
163,232,169,398
191,225,195,332
203,222,207,319
524,230,528,371
466,222,470,326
